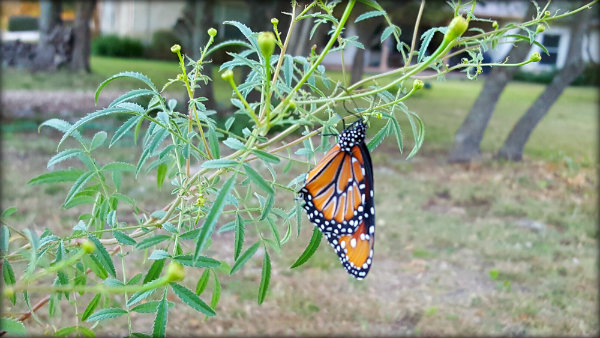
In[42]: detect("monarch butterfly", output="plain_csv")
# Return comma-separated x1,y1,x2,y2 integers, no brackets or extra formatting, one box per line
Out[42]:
298,119,375,279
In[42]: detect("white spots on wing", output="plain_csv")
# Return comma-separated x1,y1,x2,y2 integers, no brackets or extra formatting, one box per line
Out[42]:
369,226,374,234
340,240,345,249
350,238,357,248
370,206,375,215
360,233,365,240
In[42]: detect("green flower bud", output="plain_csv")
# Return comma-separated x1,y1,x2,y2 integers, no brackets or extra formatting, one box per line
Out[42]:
221,69,234,82
492,21,498,30
171,44,181,54
530,52,541,62
271,18,279,25
177,74,185,81
81,239,96,254
287,100,296,111
375,112,383,119
258,31,276,60
444,16,468,43
536,24,545,34
413,79,424,91
544,10,550,18
165,262,185,282
208,28,217,37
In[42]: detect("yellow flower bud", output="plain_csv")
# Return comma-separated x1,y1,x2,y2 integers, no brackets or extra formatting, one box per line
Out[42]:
81,239,96,254
221,69,234,82
530,52,541,62
171,44,181,54
413,79,424,91
444,16,468,44
492,21,498,30
3,286,14,299
271,18,279,25
208,28,217,37
165,262,185,282
258,31,276,60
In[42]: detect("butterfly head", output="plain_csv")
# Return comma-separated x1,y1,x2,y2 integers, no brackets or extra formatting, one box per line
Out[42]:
338,120,366,152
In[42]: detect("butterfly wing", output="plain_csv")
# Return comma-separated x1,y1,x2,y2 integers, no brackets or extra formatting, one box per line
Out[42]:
324,218,374,279
300,144,368,235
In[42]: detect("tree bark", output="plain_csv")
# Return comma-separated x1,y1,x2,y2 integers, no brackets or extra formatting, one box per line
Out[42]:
350,18,379,84
447,5,537,163
192,0,216,110
33,0,63,71
496,10,592,161
71,0,96,72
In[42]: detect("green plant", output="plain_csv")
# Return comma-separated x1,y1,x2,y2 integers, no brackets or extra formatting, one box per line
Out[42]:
2,0,595,336
7,15,39,31
91,34,145,58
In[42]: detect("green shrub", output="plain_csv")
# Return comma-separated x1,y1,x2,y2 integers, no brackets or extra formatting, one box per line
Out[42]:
144,29,182,60
91,34,144,58
7,16,39,31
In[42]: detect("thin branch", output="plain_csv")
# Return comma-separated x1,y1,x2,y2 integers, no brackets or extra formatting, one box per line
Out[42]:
405,0,426,67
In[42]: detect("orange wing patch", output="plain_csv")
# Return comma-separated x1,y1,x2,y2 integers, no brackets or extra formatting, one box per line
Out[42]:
305,145,341,183
338,221,373,268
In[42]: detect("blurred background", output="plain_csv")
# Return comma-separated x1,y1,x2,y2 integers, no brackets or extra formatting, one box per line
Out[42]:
1,0,598,335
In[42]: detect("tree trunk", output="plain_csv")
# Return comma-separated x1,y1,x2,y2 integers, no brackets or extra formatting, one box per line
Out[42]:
71,0,96,72
33,0,63,71
447,5,537,163
350,18,378,84
496,11,591,161
192,0,216,110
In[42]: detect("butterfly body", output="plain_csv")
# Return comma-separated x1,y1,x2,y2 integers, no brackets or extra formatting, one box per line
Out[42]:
299,120,375,279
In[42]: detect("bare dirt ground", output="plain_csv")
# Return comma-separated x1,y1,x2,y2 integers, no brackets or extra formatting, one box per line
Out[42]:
1,131,598,336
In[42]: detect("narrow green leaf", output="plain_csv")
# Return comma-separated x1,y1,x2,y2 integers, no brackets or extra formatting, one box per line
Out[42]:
156,163,167,188
58,107,132,149
210,271,221,311
170,282,216,316
102,162,136,172
355,10,385,22
1,207,17,219
243,164,273,194
257,250,271,305
55,326,78,337
252,149,280,164
87,235,116,277
127,289,155,307
152,290,168,338
28,169,84,185
290,227,322,269
130,300,174,313
1,226,10,253
260,194,274,221
266,217,281,249
109,89,156,107
135,235,171,250
95,71,157,104
234,214,244,260
143,258,165,283
149,249,171,260
77,326,96,338
222,137,245,150
82,255,108,279
104,278,124,287
86,308,128,322
230,242,260,275
195,269,211,295
47,149,83,168
367,119,391,151
200,159,239,169
173,255,220,268
194,175,237,259
0,317,26,336
39,118,84,145
3,259,16,304
110,115,144,147
81,293,102,321
90,131,107,151
64,171,94,206
112,230,137,246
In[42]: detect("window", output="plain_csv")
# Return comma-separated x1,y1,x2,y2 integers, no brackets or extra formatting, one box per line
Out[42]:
540,34,560,65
